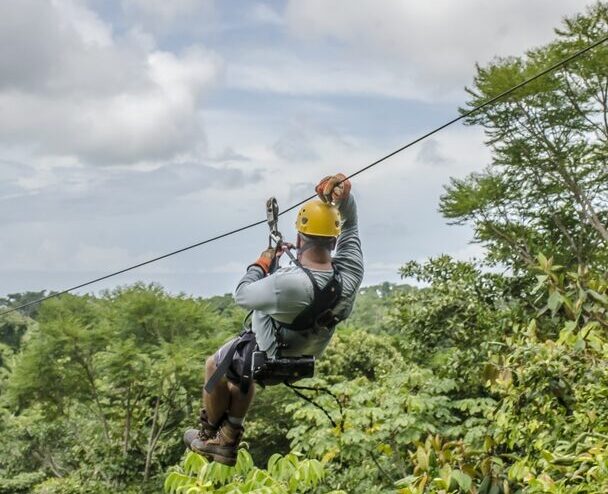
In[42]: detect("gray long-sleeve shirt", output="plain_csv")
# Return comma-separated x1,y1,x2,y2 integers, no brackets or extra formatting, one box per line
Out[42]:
234,194,364,357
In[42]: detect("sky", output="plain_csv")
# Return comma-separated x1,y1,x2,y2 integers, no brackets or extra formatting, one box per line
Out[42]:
0,0,593,299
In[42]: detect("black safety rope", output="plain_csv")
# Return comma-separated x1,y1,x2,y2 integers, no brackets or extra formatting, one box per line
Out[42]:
285,382,344,431
1,34,607,318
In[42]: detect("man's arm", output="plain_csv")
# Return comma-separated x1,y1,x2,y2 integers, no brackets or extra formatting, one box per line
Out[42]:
332,194,364,295
233,265,279,312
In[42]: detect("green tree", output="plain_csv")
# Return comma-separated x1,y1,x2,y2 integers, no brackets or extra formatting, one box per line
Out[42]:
345,282,413,333
440,2,608,271
2,284,236,490
391,256,528,392
0,291,52,319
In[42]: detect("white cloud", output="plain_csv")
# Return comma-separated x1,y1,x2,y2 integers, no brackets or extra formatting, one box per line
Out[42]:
273,116,356,162
250,3,283,26
416,139,447,167
2,0,587,298
277,0,591,100
449,243,487,262
200,261,249,274
365,261,403,276
52,0,113,47
227,49,422,100
120,0,216,36
0,161,263,224
0,233,169,273
0,0,222,165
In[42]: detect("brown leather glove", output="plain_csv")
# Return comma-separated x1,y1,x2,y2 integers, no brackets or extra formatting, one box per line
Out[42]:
252,247,276,274
315,173,351,204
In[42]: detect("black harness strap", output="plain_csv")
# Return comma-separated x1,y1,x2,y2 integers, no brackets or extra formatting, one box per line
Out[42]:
204,331,256,394
240,335,256,394
278,263,342,333
204,338,240,394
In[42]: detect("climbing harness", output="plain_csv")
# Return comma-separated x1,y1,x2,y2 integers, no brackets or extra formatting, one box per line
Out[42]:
254,197,343,386
206,197,344,393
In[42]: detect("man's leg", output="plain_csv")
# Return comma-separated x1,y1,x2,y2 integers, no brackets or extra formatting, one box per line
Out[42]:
204,356,231,425
192,363,256,466
227,380,255,422
184,354,231,450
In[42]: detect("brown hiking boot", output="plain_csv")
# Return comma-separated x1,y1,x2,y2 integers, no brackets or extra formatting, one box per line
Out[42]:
183,409,220,451
191,421,244,466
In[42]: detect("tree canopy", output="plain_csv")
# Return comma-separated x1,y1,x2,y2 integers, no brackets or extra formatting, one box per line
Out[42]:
440,3,608,271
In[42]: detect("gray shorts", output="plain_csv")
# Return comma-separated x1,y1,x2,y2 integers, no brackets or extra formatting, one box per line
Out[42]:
213,332,257,384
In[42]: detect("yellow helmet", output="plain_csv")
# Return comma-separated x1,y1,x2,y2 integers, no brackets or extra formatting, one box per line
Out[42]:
295,199,341,237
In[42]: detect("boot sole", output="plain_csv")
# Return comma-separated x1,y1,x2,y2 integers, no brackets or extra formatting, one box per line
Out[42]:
191,446,237,466
191,449,215,462
208,452,237,467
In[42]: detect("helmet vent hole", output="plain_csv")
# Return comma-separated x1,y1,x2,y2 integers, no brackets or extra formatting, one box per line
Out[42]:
301,218,308,224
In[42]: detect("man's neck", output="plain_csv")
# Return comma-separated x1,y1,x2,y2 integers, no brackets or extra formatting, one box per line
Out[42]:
299,250,332,270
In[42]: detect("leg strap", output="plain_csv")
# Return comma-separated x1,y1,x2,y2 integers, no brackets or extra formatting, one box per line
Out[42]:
239,335,257,394
205,338,241,394
204,332,257,394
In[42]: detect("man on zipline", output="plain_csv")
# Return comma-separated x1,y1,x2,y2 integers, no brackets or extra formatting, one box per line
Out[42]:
184,173,364,465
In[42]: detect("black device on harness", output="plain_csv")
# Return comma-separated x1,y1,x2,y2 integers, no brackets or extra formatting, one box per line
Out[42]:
251,350,315,386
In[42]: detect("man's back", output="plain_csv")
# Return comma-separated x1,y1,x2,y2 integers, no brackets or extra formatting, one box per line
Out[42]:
234,194,364,357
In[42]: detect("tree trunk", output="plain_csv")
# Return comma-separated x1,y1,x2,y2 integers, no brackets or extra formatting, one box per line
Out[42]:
77,354,111,441
144,395,161,482
559,169,608,243
124,386,131,454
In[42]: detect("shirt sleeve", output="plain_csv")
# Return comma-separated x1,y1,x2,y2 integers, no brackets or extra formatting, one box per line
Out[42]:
332,193,364,299
233,265,278,312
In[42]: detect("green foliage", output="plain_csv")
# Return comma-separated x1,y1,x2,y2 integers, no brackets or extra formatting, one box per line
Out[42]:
392,256,528,391
285,368,494,493
345,282,413,333
392,257,608,493
0,472,46,494
395,435,479,494
0,284,237,491
32,477,109,494
0,291,51,318
440,2,608,271
481,258,608,493
246,385,295,466
0,310,33,352
164,450,329,493
317,327,405,381
280,254,608,493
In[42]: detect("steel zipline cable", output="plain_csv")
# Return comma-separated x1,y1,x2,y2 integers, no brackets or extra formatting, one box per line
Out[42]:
1,34,607,318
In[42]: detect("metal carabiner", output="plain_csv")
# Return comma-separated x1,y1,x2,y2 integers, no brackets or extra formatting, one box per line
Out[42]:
266,197,282,247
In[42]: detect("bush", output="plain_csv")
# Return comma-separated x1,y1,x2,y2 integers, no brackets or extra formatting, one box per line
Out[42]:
165,450,332,493
0,472,46,494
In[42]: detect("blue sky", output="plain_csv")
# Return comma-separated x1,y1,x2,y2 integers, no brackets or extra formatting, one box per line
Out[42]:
0,0,592,298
